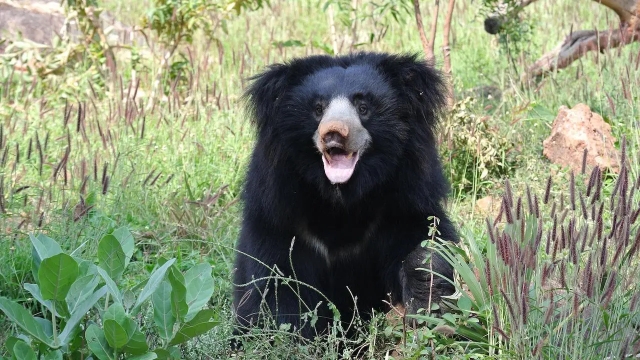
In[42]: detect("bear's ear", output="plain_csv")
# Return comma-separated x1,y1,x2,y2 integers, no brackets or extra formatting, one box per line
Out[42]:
243,64,291,131
379,54,447,127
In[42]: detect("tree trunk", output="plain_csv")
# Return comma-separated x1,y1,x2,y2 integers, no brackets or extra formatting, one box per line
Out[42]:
442,0,455,106
428,0,440,61
413,0,433,60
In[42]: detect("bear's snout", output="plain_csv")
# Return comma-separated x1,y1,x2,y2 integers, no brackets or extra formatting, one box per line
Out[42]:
319,120,349,139
320,121,349,151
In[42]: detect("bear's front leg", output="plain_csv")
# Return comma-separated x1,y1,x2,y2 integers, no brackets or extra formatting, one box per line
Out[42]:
232,228,331,340
399,245,455,321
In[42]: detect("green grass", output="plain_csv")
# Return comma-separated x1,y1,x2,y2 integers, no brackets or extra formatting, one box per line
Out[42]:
0,0,639,358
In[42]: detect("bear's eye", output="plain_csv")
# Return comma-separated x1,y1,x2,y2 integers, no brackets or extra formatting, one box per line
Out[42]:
315,104,323,117
358,104,368,116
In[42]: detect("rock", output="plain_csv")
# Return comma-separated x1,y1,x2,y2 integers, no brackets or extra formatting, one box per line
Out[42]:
542,104,619,174
476,195,501,219
0,0,138,53
0,1,65,51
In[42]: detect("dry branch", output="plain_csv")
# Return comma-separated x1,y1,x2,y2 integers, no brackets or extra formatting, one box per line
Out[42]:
443,0,455,105
413,0,433,60
485,0,640,81
428,0,440,60
524,23,640,81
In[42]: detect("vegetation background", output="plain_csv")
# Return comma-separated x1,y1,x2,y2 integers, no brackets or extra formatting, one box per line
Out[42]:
0,0,638,358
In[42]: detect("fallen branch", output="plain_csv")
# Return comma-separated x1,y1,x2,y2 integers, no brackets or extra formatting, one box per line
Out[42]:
523,22,640,81
484,0,640,81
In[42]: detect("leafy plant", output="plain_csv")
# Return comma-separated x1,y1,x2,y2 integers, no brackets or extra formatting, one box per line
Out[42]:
481,0,534,55
414,140,640,358
140,0,267,103
0,0,118,99
0,227,218,359
440,97,519,196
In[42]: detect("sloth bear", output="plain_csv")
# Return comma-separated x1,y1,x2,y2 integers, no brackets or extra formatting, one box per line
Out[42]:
232,52,457,339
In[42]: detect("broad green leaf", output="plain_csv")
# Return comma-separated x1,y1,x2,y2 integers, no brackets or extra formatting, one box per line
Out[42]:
76,258,99,277
103,319,129,350
41,349,63,360
0,297,53,347
154,347,181,360
66,275,99,314
34,317,53,337
104,303,127,324
168,308,219,346
103,304,141,352
97,235,126,281
12,340,36,360
154,348,171,360
128,353,158,360
112,227,135,268
167,266,188,321
184,263,214,321
86,324,115,360
4,336,20,356
96,267,123,304
30,233,63,282
131,259,176,316
30,233,63,260
58,286,108,346
123,289,136,310
122,329,149,355
39,253,79,301
152,280,175,340
457,296,472,313
23,283,56,316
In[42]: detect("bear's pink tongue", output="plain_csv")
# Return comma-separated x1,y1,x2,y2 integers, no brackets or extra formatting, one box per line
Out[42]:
322,152,359,184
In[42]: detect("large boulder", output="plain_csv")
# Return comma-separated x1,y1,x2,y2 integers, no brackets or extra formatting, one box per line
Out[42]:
0,0,136,53
0,1,65,52
543,103,619,174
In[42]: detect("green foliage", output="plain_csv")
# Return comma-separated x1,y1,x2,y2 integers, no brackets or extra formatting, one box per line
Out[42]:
417,142,640,358
0,227,218,359
440,97,519,196
141,0,267,47
481,0,534,54
0,0,116,99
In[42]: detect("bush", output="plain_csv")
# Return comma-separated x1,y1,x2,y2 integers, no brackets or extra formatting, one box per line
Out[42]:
440,97,518,196
0,227,218,359
415,139,640,358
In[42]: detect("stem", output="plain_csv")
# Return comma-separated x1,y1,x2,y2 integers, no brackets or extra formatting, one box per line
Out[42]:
428,0,440,61
413,0,432,60
51,302,58,345
442,0,456,106
328,3,339,55
350,0,359,51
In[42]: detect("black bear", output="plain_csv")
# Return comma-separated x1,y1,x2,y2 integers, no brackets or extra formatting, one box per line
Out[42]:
232,52,457,339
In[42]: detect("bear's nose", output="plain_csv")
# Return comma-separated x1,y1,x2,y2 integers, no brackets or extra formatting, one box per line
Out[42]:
322,131,346,147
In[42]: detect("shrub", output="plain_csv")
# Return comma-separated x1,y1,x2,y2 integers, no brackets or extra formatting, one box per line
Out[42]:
0,227,218,359
409,139,640,358
440,97,518,196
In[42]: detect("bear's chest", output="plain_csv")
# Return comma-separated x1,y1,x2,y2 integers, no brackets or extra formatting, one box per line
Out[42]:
295,210,383,264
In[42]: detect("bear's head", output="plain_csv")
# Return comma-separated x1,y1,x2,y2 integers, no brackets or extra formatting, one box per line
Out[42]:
244,52,447,205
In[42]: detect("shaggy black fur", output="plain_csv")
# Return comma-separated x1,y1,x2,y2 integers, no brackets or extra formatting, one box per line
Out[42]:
232,52,458,340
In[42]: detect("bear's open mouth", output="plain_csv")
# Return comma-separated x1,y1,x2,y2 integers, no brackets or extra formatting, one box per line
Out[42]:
322,146,359,184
